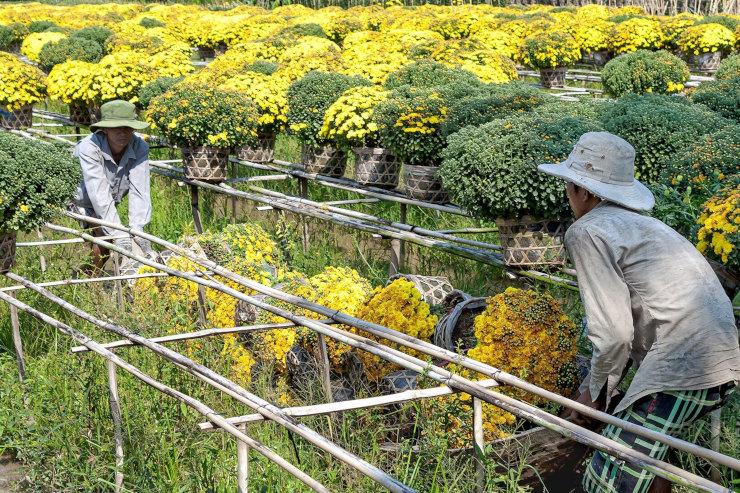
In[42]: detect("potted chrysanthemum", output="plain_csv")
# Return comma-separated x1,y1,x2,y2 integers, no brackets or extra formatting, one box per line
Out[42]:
0,53,46,129
374,86,450,200
287,70,371,177
46,60,100,125
319,86,389,178
677,23,735,72
0,132,81,273
221,72,289,164
147,83,258,183
522,32,581,89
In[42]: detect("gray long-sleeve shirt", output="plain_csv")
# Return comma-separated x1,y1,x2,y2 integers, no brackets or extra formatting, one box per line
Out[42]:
73,131,151,237
566,202,739,414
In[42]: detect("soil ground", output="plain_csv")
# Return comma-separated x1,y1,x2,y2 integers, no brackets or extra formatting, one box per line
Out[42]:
0,454,22,493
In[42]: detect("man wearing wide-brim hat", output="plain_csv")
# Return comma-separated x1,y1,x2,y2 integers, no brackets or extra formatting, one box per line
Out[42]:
538,132,739,493
72,99,152,271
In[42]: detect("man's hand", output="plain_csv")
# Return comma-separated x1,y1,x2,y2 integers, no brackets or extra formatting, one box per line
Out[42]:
114,236,133,252
564,390,605,429
134,237,156,259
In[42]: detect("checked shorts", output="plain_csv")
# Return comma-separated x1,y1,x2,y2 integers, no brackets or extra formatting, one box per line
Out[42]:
583,383,735,493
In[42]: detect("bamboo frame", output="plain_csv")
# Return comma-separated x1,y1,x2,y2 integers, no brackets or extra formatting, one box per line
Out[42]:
44,221,737,491
0,289,330,493
6,271,416,493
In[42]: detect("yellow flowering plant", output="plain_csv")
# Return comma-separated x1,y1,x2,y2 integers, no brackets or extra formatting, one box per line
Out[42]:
320,86,389,148
424,287,580,443
147,83,258,149
0,52,46,111
660,13,698,49
21,31,66,62
353,278,437,382
609,18,666,54
46,60,97,104
697,181,739,269
521,31,581,70
374,86,450,166
220,72,289,137
677,23,735,55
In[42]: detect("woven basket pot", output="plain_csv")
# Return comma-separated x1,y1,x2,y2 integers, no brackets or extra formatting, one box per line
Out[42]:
197,46,216,60
181,146,229,183
236,134,276,164
69,102,100,126
581,50,610,67
0,231,17,274
301,144,347,177
433,292,487,352
353,147,400,189
496,217,567,267
540,67,567,89
692,51,722,72
0,105,32,130
389,273,453,307
403,164,449,204
214,43,227,56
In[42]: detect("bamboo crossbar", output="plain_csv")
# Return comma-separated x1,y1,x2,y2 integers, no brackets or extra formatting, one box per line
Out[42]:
16,234,122,247
0,271,212,293
0,287,330,493
48,220,736,491
7,270,415,493
199,379,500,430
70,320,335,353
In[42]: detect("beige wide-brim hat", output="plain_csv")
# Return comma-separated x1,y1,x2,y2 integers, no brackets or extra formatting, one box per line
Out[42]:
538,131,654,211
90,99,148,130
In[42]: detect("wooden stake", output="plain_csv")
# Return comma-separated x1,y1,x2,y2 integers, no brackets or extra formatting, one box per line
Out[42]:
112,253,124,311
709,409,722,483
237,424,249,493
36,229,46,273
190,184,203,234
473,398,485,493
317,334,333,404
8,294,26,382
196,285,208,327
298,177,309,250
107,360,124,493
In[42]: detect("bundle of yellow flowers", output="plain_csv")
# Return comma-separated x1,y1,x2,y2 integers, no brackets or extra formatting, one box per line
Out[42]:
95,52,153,103
660,13,699,48
21,31,66,63
434,45,517,84
220,72,289,136
468,30,520,61
428,287,580,445
353,278,438,382
320,86,389,148
677,23,735,55
0,52,46,111
609,18,666,54
697,182,739,269
566,19,614,54
521,31,581,70
46,60,97,104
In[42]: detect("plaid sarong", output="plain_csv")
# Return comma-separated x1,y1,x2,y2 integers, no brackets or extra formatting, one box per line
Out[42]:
583,383,735,493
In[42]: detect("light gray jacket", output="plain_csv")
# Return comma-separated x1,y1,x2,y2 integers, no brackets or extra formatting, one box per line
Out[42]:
566,202,739,413
73,131,151,237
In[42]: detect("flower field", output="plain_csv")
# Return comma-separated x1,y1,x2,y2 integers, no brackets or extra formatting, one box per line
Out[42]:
0,1,739,492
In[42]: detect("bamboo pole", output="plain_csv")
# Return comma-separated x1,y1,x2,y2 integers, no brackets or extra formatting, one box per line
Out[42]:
112,253,124,311
71,321,333,353
317,333,333,404
0,289,329,493
59,215,740,476
6,271,415,493
226,174,291,184
298,177,310,250
199,379,500,430
709,410,722,483
8,293,26,382
40,226,736,491
190,185,203,234
0,271,204,293
15,234,121,247
36,229,46,273
107,360,124,493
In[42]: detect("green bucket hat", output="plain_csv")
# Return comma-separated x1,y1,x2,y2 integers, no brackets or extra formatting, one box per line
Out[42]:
91,100,148,130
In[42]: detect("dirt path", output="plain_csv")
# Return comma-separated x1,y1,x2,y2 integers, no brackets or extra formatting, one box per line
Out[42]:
0,455,23,493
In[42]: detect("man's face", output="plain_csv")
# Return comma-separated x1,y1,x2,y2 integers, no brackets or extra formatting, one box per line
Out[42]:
566,182,585,218
102,127,134,155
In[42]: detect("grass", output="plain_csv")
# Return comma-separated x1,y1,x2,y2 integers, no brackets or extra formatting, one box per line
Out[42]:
0,124,737,492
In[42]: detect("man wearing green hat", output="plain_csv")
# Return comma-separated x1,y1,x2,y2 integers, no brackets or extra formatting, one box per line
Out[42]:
72,99,152,271
538,132,739,493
